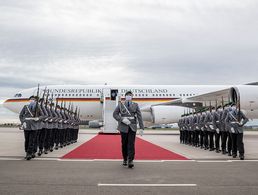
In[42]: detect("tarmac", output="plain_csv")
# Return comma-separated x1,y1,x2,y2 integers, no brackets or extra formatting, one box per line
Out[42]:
1,128,258,195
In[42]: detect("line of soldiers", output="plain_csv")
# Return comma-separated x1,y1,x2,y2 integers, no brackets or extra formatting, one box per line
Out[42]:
178,102,249,160
19,95,80,160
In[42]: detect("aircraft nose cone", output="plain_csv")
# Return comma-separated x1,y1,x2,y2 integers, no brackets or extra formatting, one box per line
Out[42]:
1,98,9,109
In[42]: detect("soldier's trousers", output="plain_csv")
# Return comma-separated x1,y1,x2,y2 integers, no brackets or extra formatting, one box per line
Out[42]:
215,132,221,150
45,129,53,150
75,128,79,141
38,128,47,150
203,131,209,148
24,130,37,155
231,133,244,156
180,130,183,143
199,131,204,147
195,130,200,146
34,130,40,153
227,132,232,153
52,128,60,146
221,131,228,152
60,129,65,146
209,131,215,149
120,127,136,161
184,131,188,144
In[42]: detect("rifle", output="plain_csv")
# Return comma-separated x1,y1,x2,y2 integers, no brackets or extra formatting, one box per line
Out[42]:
55,95,60,111
78,108,80,119
50,93,54,109
222,96,224,110
45,89,50,108
34,84,40,117
41,87,47,107
238,97,241,122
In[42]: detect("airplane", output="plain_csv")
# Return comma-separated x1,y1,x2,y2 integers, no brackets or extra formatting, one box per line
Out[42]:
2,83,258,127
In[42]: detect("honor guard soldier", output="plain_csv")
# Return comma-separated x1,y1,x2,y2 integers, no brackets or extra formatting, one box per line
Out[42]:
201,110,209,150
113,91,144,168
37,98,48,156
204,108,215,151
222,104,233,156
19,96,44,160
178,118,184,144
225,103,248,160
212,107,221,153
193,112,199,147
197,110,204,148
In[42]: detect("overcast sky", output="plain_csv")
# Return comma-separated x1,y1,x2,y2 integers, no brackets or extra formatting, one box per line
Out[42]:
0,0,258,122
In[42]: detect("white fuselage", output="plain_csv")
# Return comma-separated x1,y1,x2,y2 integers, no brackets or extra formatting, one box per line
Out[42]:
3,85,258,124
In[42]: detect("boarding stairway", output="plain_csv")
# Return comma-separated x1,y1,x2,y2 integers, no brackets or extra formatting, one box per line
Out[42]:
100,89,120,133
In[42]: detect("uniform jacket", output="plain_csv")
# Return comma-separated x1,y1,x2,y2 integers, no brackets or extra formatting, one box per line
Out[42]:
113,101,144,133
19,102,44,131
225,109,248,134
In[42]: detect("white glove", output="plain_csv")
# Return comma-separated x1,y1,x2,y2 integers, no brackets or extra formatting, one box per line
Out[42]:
122,118,131,125
33,117,39,121
139,129,144,136
216,128,220,134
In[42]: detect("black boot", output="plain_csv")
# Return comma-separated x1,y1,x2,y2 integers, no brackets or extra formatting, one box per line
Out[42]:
122,160,127,166
128,160,134,168
37,150,43,156
239,154,245,160
26,153,32,161
55,145,59,150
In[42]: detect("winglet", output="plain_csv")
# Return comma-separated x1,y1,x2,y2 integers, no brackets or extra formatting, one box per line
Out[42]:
245,82,258,85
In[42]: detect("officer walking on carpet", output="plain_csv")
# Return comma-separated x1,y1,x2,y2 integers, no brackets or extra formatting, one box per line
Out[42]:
113,91,144,168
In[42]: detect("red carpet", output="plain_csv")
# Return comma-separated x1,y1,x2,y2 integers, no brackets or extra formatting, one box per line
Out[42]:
62,134,188,160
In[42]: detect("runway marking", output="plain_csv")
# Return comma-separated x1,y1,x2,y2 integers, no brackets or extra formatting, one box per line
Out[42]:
197,160,232,163
98,183,197,187
0,157,22,161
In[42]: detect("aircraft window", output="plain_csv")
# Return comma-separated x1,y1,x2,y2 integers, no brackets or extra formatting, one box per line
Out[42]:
65,94,67,96
173,94,175,96
97,94,99,96
75,94,78,96
183,94,185,96
139,94,141,97
83,94,85,96
186,94,188,96
146,94,148,96
14,93,22,97
159,94,162,96
180,94,182,96
90,94,92,96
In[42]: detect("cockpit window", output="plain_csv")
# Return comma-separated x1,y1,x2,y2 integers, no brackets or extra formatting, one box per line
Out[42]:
14,93,22,97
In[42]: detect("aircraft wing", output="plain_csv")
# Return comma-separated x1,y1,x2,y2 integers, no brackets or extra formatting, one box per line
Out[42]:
153,87,233,109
